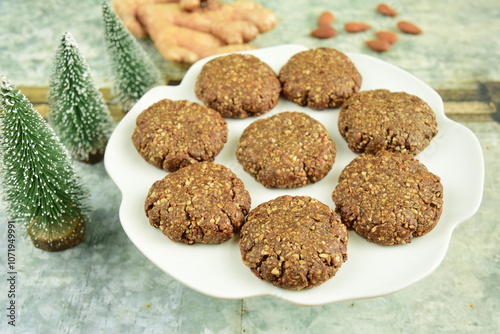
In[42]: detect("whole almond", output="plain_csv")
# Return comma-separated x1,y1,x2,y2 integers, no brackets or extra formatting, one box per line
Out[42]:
310,25,337,39
366,39,391,52
344,22,371,33
397,20,423,34
375,30,399,44
377,3,398,17
318,11,335,26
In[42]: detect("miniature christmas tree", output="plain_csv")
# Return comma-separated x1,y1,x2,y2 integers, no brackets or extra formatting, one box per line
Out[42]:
0,76,89,251
48,32,114,164
101,2,162,112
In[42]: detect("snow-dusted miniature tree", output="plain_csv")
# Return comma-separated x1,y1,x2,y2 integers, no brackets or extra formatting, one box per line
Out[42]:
0,77,89,251
48,32,114,164
101,2,162,112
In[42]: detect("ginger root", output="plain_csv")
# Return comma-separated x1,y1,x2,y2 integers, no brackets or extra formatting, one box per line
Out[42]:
112,0,277,63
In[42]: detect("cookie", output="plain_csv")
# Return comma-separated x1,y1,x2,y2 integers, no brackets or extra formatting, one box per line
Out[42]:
279,47,362,110
132,99,227,172
239,195,348,290
236,111,336,188
338,89,438,155
144,162,251,245
332,150,444,246
195,53,281,118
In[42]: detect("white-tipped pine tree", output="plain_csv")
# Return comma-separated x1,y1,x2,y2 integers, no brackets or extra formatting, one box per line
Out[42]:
48,32,114,164
0,77,89,251
101,2,162,112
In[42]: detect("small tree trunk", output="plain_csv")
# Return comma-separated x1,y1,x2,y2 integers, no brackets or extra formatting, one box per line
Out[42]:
28,218,86,252
78,147,106,164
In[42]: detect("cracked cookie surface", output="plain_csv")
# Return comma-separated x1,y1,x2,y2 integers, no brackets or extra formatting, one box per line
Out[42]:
279,47,362,110
338,89,438,155
145,162,251,245
195,53,281,118
332,150,444,246
239,195,348,290
236,111,336,188
132,99,228,172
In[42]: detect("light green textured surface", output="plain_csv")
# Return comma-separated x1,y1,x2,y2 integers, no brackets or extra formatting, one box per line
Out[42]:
1,0,499,89
1,1,499,333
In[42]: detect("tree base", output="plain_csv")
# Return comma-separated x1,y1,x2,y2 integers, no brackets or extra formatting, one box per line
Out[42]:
29,218,86,252
78,150,105,164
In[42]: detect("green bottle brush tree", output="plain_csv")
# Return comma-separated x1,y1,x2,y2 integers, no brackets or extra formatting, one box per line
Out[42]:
48,32,115,164
102,2,162,112
0,77,89,251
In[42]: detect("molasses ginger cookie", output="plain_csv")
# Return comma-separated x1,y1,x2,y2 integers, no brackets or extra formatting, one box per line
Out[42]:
332,150,443,246
239,195,348,290
145,162,251,245
132,99,228,172
195,53,281,118
279,47,362,110
236,111,336,188
338,89,438,155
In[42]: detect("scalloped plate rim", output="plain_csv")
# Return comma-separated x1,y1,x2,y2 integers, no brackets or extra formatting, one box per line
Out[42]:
104,44,484,306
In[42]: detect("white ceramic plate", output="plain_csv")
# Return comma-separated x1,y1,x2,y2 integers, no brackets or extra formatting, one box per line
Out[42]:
104,44,484,306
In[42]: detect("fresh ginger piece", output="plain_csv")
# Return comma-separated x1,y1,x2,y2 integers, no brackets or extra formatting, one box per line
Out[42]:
179,0,209,11
224,0,277,33
112,0,211,37
137,4,256,63
144,2,259,44
112,0,166,38
136,0,277,63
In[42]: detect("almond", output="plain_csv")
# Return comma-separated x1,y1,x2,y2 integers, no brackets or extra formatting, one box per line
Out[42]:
366,39,391,52
375,30,398,44
377,3,398,17
397,20,423,34
310,25,337,39
318,11,335,26
344,22,371,33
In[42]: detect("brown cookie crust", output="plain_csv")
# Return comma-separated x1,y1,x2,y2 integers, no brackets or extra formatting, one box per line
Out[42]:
338,89,438,155
145,162,251,245
239,195,348,290
132,99,228,172
195,53,281,118
236,111,336,188
279,47,362,110
332,150,443,246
